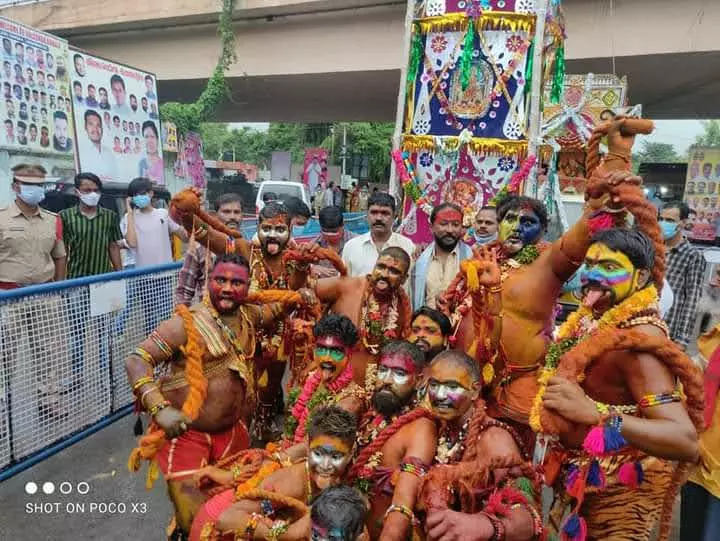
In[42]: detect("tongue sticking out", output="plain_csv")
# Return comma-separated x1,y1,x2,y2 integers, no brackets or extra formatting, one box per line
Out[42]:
266,242,280,255
583,288,605,308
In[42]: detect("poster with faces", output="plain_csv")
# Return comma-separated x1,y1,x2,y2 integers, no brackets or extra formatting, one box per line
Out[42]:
69,47,164,185
0,17,74,156
684,147,720,242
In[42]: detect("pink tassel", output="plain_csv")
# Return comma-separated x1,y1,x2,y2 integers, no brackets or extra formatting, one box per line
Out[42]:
588,212,614,235
617,461,644,489
582,425,606,456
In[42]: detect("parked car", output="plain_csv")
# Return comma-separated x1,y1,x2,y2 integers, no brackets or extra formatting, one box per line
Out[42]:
255,181,311,214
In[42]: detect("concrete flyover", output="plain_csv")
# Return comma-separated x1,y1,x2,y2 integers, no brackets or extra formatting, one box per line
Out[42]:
3,0,720,121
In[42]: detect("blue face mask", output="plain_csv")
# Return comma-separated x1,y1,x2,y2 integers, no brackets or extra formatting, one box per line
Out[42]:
660,221,678,240
292,225,306,237
474,231,497,245
18,184,45,206
132,194,151,209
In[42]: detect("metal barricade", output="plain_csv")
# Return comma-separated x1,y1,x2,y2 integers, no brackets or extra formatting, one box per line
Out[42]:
0,262,181,480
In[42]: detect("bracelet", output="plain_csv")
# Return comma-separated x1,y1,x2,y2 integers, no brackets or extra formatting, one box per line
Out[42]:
481,512,506,541
148,400,170,417
384,504,417,525
242,512,263,540
133,347,155,366
266,520,289,540
510,503,543,537
139,386,160,408
149,331,174,359
132,376,155,393
488,286,502,293
639,390,682,408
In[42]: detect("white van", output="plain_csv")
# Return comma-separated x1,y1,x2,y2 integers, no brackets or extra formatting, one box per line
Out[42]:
255,181,311,214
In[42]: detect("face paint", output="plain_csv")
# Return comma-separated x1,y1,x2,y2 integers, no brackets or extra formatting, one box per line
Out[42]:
432,208,464,251
311,525,348,541
208,262,250,314
308,435,352,490
313,335,350,383
426,361,476,421
371,255,408,296
408,315,445,357
257,215,290,256
581,243,639,312
498,207,542,255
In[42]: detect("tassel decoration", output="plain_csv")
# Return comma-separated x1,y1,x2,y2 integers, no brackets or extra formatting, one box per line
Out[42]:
133,415,144,436
561,512,587,541
407,26,423,87
550,44,565,104
524,39,534,96
582,426,605,456
617,461,645,489
459,19,476,91
586,460,606,489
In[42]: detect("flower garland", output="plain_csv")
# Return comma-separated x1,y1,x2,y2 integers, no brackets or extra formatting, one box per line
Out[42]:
435,417,471,464
285,363,355,444
529,285,659,433
359,279,404,356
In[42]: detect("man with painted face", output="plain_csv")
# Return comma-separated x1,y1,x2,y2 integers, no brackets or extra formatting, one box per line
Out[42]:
413,202,473,310
408,307,451,363
420,350,541,541
348,341,436,540
126,254,298,539
660,200,706,350
311,486,369,541
304,246,413,387
169,189,312,440
531,229,702,541
440,180,639,452
192,406,358,541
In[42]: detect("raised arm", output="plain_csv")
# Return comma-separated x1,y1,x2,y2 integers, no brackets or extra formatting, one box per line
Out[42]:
380,417,437,541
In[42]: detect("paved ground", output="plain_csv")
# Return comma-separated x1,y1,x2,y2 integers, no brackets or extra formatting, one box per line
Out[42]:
0,415,171,540
0,414,683,540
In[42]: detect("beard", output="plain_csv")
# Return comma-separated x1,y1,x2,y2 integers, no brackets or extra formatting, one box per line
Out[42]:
434,233,459,251
372,388,405,416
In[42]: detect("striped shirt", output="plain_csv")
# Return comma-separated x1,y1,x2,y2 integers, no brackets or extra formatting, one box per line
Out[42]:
59,205,123,278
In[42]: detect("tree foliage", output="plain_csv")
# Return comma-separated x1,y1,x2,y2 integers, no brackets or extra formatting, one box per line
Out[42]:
694,120,720,148
635,141,682,164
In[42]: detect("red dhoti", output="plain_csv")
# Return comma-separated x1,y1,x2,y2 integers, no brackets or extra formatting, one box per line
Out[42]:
189,489,235,541
156,421,250,481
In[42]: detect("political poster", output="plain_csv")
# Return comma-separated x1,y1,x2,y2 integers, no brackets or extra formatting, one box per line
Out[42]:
0,17,74,156
684,147,720,242
69,47,164,184
302,147,328,194
162,121,178,153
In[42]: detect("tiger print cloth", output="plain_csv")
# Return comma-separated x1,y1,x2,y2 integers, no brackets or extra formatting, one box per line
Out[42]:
547,454,674,541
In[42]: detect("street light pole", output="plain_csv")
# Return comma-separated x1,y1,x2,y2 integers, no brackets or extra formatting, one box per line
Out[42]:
342,124,348,178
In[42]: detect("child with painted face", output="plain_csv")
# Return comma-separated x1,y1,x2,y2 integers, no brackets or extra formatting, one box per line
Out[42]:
311,486,369,541
199,407,358,541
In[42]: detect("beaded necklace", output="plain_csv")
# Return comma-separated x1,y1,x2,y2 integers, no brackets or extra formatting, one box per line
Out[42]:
359,278,402,355
435,417,470,465
249,245,288,292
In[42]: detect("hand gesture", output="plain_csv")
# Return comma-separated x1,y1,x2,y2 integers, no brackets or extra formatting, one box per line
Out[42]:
542,376,600,426
154,406,192,439
194,465,233,490
426,509,495,541
586,170,642,212
471,245,501,288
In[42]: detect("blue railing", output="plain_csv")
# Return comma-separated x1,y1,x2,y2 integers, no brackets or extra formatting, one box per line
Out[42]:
0,262,182,481
239,212,369,240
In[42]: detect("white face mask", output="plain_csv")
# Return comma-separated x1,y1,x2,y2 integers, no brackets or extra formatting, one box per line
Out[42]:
79,192,101,207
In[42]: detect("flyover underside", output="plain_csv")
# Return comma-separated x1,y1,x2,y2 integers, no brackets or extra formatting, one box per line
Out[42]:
158,50,720,123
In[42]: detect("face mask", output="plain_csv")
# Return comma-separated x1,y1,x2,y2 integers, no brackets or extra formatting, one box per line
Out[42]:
18,184,45,206
132,194,151,209
79,192,101,207
474,231,497,245
292,225,305,237
660,221,678,240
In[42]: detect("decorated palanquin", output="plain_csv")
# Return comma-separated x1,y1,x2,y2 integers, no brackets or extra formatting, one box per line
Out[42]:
540,73,632,197
398,0,566,244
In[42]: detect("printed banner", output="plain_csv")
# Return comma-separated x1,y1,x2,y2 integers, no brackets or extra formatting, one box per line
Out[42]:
271,151,291,181
69,47,163,184
684,147,720,242
302,147,328,194
0,17,74,156
162,121,178,153
182,132,205,189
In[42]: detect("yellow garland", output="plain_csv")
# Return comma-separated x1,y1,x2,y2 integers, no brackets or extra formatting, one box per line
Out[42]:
233,461,281,498
529,285,659,432
416,12,536,34
402,135,527,157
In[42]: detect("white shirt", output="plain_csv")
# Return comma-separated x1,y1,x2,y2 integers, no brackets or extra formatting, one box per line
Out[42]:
120,208,181,268
659,279,674,319
81,141,118,182
342,231,415,295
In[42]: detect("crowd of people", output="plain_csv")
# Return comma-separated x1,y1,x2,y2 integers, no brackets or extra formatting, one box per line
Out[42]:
0,122,718,540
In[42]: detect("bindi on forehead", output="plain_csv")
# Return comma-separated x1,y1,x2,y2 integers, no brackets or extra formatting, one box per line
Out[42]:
380,353,416,374
261,215,289,227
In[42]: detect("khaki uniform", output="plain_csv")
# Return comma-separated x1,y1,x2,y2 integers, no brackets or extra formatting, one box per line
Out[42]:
0,201,66,286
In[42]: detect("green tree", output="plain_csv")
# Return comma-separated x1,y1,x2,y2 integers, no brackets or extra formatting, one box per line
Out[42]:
635,141,682,164
199,123,231,159
694,120,720,148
